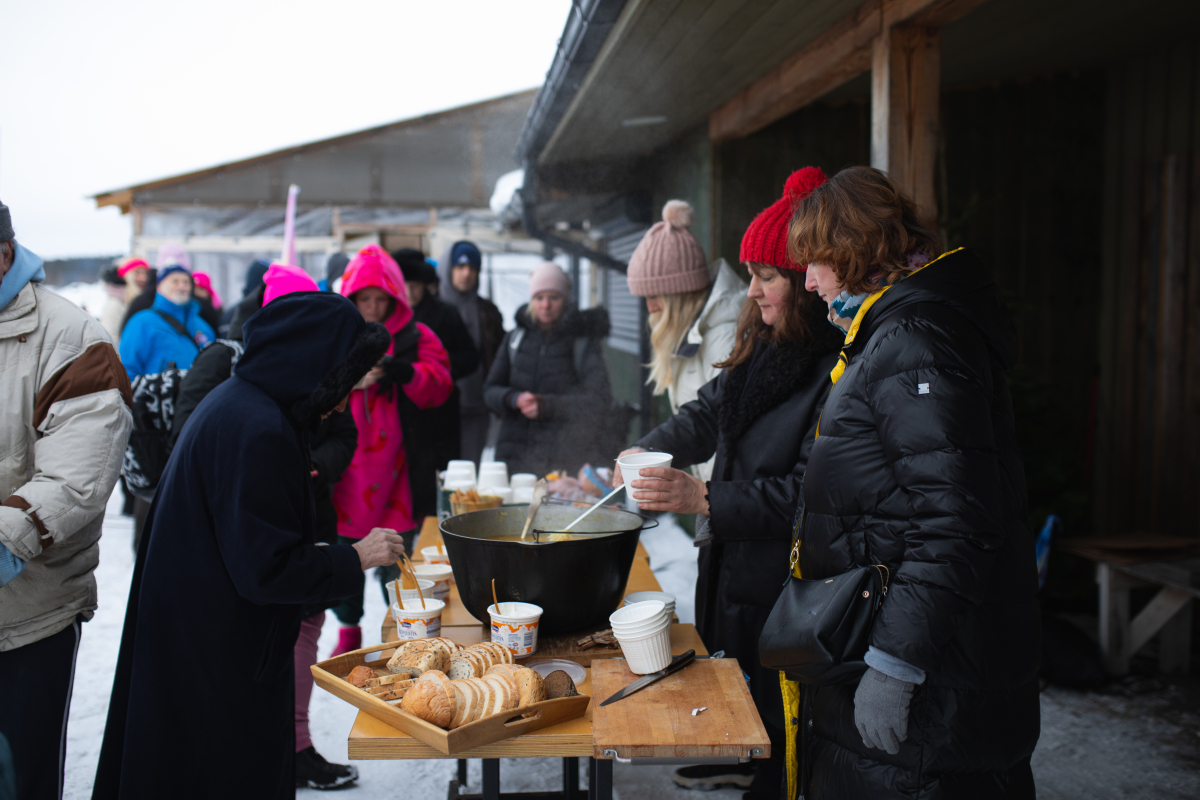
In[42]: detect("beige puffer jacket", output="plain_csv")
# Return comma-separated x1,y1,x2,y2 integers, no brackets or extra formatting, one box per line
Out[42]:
0,282,133,651
668,259,747,481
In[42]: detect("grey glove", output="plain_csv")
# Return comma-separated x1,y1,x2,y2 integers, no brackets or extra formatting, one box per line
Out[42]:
853,667,914,755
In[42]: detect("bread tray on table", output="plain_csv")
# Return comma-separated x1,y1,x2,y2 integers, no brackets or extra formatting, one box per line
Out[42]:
312,640,591,756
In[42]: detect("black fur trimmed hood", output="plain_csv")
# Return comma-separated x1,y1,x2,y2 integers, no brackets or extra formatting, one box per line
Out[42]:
236,292,392,428
513,304,610,339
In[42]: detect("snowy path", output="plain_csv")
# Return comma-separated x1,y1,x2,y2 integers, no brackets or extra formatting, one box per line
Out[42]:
61,494,1200,799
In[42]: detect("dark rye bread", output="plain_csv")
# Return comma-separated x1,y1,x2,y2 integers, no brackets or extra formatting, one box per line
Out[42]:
544,670,579,699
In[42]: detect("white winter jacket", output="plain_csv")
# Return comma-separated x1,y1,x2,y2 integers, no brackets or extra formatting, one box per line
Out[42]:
0,282,133,650
667,259,747,481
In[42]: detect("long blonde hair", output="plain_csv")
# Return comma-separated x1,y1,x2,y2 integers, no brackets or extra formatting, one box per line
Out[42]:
646,287,710,396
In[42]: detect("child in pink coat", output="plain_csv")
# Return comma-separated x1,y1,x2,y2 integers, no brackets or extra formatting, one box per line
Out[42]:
330,245,453,654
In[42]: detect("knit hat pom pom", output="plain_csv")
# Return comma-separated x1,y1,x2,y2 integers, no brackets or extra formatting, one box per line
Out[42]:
662,199,694,229
784,166,828,204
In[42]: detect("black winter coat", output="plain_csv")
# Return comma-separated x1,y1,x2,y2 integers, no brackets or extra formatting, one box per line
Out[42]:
483,306,613,476
93,294,372,800
638,328,841,737
799,248,1040,800
411,294,481,472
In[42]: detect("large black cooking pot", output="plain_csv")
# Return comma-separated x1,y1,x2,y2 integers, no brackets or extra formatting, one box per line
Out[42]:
440,503,652,635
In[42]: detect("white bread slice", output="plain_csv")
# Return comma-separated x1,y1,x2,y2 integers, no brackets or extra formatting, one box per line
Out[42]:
449,682,468,729
482,675,515,716
461,649,486,677
467,677,494,723
481,642,514,665
468,645,495,671
450,679,481,728
369,678,417,701
448,656,480,681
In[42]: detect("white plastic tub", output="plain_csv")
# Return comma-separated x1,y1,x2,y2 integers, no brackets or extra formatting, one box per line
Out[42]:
412,563,454,600
391,598,446,641
488,601,543,657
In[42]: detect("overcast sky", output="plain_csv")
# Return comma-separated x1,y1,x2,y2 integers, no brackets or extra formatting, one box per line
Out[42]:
0,0,569,258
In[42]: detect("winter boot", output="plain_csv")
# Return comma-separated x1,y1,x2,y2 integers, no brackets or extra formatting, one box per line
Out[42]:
330,626,361,658
295,745,358,790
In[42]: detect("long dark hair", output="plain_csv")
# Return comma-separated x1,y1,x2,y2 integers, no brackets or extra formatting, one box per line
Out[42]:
715,264,821,370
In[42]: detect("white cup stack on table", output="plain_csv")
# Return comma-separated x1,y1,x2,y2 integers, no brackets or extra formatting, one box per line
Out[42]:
512,486,535,504
478,462,509,491
445,460,476,485
625,591,676,619
510,473,538,490
609,600,672,674
490,486,515,505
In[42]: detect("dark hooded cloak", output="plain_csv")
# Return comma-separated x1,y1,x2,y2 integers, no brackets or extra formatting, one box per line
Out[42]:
93,292,390,800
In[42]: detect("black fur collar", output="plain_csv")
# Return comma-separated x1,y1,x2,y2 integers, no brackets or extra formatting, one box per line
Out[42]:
290,322,391,428
717,325,842,476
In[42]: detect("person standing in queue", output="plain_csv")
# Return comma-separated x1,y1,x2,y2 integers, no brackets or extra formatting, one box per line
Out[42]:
118,261,214,379
328,245,453,657
119,243,187,334
484,262,613,477
92,292,402,800
394,248,480,517
612,168,839,800
787,166,1039,799
0,201,133,800
439,240,505,464
625,199,747,480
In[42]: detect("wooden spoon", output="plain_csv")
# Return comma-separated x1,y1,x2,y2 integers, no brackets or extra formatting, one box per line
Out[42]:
492,578,500,615
519,479,548,540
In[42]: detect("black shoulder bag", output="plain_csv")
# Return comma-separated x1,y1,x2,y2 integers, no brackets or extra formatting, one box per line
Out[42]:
758,509,891,685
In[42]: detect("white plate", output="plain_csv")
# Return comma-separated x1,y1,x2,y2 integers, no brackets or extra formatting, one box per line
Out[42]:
525,658,587,685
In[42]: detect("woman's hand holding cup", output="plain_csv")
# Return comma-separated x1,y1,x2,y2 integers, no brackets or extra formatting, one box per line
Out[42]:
352,527,406,571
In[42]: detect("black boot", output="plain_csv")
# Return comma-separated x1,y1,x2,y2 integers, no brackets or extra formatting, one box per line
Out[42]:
672,763,755,791
295,745,358,790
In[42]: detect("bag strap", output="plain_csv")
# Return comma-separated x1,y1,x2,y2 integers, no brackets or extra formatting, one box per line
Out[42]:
154,310,200,352
509,327,525,355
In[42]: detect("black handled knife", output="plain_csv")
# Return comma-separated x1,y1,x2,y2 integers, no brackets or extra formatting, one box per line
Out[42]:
600,649,697,707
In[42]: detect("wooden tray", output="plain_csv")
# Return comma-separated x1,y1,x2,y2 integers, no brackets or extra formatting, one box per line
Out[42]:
312,640,591,756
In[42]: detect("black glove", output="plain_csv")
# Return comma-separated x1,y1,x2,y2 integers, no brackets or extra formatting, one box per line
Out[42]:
375,360,415,400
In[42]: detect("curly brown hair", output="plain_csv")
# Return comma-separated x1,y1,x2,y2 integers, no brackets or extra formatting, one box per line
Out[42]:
788,166,941,294
714,264,824,370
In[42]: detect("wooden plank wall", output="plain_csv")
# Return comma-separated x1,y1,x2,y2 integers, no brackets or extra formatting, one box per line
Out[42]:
1094,39,1200,539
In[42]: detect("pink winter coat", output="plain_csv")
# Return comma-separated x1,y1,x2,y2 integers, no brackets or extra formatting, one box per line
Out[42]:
333,245,452,538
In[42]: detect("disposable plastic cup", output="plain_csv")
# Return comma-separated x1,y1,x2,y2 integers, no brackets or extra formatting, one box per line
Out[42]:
615,622,672,674
489,487,514,504
479,462,508,479
447,459,476,473
488,602,543,656
391,598,446,641
385,578,435,608
477,473,509,491
609,600,666,627
411,563,453,600
624,591,676,614
612,612,670,637
510,473,538,490
512,487,535,504
421,546,451,565
616,452,674,489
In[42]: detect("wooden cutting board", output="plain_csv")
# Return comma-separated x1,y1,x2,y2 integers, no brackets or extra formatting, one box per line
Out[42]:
590,658,771,760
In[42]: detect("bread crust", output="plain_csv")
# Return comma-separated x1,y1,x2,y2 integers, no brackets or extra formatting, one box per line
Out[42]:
346,665,378,688
400,670,457,729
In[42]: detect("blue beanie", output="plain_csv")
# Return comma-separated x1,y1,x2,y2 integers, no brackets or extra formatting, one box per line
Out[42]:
243,259,271,296
449,241,482,271
157,264,191,284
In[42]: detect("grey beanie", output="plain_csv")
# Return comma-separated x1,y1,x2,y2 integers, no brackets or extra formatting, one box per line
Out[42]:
0,200,12,241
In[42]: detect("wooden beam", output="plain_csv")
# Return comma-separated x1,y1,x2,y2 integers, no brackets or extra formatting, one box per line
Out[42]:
131,235,340,255
871,25,941,223
708,0,991,144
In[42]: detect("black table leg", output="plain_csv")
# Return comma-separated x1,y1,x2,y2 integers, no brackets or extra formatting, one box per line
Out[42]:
562,757,579,800
482,759,500,800
458,759,469,786
588,757,612,800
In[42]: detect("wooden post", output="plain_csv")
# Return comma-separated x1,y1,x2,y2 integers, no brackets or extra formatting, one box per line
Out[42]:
871,25,940,224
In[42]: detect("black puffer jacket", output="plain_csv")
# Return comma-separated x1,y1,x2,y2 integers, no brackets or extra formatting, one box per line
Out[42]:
799,248,1040,799
411,294,481,471
638,326,841,741
483,306,612,476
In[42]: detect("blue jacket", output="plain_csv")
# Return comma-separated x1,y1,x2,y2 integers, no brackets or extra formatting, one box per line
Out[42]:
118,293,215,378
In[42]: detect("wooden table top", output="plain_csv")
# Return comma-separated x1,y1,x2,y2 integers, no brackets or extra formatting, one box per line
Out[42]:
347,624,708,760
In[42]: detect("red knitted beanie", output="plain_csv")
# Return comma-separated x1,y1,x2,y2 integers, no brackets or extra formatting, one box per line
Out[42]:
739,166,827,271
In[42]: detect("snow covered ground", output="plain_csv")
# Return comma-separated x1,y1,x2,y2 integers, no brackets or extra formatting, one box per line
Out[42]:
61,493,1200,799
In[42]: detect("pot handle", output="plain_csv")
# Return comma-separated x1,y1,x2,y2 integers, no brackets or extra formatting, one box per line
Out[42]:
540,498,660,530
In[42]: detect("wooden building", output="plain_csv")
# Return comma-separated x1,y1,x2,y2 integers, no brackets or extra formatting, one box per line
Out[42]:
93,90,543,302
515,0,1200,541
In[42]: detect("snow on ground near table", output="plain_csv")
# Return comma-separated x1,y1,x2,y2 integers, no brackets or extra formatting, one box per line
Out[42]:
64,498,1200,798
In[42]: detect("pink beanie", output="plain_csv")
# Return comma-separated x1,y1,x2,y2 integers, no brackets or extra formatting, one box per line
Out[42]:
262,263,318,306
625,200,709,297
192,271,223,310
528,262,571,299
156,241,191,271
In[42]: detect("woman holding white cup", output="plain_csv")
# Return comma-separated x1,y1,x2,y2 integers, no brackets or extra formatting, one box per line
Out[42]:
611,167,841,800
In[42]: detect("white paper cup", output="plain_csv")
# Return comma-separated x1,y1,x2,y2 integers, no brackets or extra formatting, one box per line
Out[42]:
488,487,514,504
421,546,450,565
488,601,543,657
477,474,509,491
510,473,538,490
625,591,676,616
512,487,535,504
616,452,674,489
615,621,672,674
443,479,475,493
392,598,445,641
412,563,453,600
447,459,476,474
610,600,666,626
385,578,435,608
611,607,671,635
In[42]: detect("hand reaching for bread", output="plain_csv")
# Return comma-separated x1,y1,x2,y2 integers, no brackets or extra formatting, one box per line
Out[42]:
352,527,406,570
